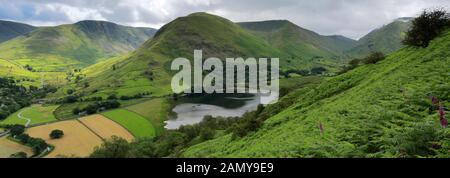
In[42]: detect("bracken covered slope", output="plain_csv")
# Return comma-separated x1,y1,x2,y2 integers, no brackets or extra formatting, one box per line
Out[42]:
184,30,450,158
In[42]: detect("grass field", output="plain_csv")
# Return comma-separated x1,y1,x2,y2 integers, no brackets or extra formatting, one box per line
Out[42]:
53,98,153,120
0,137,33,158
102,109,156,138
0,58,67,87
79,114,134,141
54,102,94,120
26,120,103,158
0,104,59,125
126,98,169,135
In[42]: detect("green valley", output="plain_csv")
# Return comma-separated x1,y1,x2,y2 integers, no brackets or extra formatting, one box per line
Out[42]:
0,20,156,72
0,3,448,160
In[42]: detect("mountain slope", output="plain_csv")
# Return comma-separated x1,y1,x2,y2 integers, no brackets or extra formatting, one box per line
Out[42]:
184,30,450,158
0,21,156,71
238,20,357,67
58,12,289,98
0,20,36,43
347,18,412,57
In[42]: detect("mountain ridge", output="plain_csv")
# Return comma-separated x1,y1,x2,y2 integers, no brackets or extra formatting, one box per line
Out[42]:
347,18,412,57
0,20,156,71
0,20,37,43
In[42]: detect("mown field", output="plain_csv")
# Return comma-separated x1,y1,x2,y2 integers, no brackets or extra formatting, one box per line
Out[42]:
102,109,156,138
0,137,33,158
27,120,103,158
0,104,59,125
79,114,134,141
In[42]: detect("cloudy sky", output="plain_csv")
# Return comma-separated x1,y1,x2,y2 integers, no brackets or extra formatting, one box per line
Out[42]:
0,0,449,39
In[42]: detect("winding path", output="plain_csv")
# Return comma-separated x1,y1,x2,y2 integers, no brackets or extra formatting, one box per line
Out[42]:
17,109,32,127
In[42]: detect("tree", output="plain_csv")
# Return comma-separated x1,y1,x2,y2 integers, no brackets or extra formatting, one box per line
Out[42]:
363,52,385,64
29,138,48,155
107,94,118,100
311,67,327,75
349,59,361,68
90,136,131,158
16,133,30,143
67,89,75,95
404,8,450,47
73,107,81,115
10,125,25,136
50,129,64,139
200,128,215,141
0,111,8,120
9,152,27,158
63,95,78,103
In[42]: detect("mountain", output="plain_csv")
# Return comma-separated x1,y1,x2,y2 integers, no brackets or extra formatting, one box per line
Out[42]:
58,12,291,98
347,18,413,57
0,20,36,43
0,20,156,71
238,20,357,67
183,30,450,158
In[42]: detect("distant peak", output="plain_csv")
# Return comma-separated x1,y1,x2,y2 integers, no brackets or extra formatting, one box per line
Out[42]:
395,17,414,22
187,12,211,16
237,20,296,32
75,20,118,26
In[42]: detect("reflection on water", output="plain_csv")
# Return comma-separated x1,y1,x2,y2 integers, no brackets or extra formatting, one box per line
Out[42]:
164,93,277,130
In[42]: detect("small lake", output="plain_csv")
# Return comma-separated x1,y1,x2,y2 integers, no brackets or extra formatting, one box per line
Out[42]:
164,92,278,129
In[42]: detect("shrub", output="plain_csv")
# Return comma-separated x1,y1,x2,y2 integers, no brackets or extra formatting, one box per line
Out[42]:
200,128,215,141
311,67,327,75
90,136,131,158
10,125,25,136
63,95,78,103
16,133,31,143
73,100,121,115
363,52,385,64
29,138,48,155
404,8,450,47
107,94,118,100
66,89,75,95
50,129,64,139
9,152,27,158
349,59,361,67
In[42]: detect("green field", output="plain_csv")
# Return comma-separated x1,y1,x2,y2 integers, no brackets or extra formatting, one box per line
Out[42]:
0,104,59,125
102,109,156,138
126,98,170,135
53,98,154,120
54,102,94,120
0,58,67,87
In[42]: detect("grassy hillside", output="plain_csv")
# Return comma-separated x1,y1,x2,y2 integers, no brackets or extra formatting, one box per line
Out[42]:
55,12,293,99
0,21,156,71
0,20,36,43
347,18,412,57
184,30,450,158
0,58,66,86
238,20,357,69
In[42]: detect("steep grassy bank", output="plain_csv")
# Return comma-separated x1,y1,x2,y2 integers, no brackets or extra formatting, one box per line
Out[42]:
184,30,450,158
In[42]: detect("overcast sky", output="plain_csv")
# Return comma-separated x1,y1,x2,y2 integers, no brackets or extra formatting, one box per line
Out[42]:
0,0,449,39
